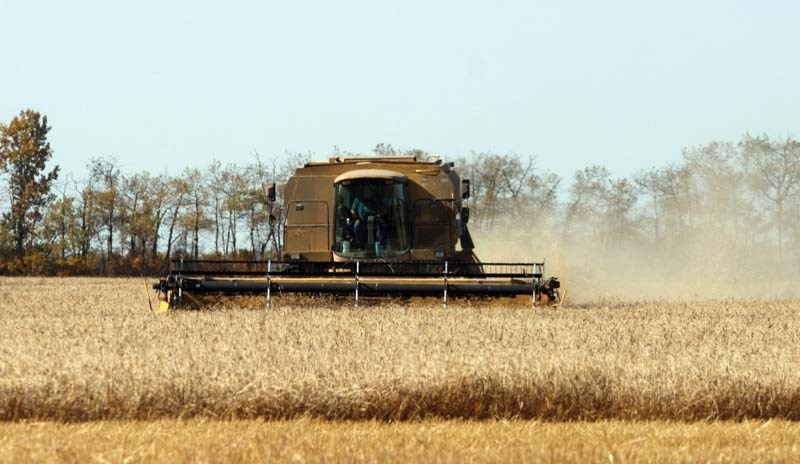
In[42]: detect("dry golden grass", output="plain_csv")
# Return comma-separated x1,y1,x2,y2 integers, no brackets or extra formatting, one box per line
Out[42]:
2,419,799,463
0,277,799,421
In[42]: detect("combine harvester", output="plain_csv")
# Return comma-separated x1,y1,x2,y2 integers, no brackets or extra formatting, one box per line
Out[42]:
154,156,560,310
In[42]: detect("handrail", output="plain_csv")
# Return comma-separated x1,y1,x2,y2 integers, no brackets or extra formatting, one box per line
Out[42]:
167,259,544,279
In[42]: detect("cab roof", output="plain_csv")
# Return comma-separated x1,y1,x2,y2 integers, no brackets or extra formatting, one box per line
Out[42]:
305,155,441,167
334,169,408,184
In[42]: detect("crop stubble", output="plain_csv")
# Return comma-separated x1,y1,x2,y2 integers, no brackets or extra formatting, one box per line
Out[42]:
0,277,799,422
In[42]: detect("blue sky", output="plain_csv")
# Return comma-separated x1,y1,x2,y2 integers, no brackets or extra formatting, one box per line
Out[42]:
2,0,798,182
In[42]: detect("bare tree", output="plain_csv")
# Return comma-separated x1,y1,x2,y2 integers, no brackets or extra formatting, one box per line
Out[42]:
603,177,639,247
523,166,561,218
207,160,225,255
562,165,611,240
148,174,170,259
164,176,187,261
739,134,800,260
42,177,77,259
181,168,207,259
88,157,121,270
220,164,246,254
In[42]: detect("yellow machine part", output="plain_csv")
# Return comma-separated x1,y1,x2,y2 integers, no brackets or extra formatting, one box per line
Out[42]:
157,291,171,313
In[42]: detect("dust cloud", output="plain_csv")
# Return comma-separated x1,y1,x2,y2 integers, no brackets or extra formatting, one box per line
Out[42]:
471,220,799,303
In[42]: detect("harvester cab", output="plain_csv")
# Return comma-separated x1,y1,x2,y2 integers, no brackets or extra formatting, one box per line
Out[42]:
154,156,560,309
333,174,406,259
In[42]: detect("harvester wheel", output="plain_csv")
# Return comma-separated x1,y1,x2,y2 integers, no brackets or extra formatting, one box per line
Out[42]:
538,292,551,306
536,289,562,307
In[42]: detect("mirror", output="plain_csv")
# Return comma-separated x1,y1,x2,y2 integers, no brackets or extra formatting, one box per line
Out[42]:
461,179,470,199
265,182,276,202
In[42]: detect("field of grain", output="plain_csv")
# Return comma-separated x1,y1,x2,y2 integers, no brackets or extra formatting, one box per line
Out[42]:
1,277,799,422
3,419,800,463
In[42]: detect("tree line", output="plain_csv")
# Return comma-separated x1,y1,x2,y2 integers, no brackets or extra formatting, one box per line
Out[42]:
2,109,799,275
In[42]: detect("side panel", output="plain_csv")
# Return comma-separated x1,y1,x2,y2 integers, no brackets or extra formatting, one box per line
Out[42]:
411,199,451,249
406,169,459,256
283,175,335,260
285,201,329,251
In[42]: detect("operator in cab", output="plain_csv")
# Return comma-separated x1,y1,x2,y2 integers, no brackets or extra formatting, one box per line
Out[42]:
350,184,388,249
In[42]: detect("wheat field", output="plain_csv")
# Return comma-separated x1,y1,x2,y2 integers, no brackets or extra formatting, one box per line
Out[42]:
1,277,799,422
2,419,800,463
